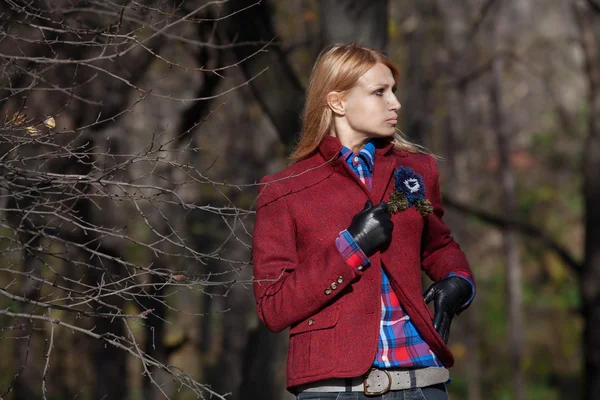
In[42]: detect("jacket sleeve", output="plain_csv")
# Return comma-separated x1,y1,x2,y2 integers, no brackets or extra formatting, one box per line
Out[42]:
252,176,364,333
421,156,476,303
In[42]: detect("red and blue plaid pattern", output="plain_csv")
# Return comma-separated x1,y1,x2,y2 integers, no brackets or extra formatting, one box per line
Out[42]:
335,140,473,368
336,230,370,269
376,271,443,367
339,142,375,190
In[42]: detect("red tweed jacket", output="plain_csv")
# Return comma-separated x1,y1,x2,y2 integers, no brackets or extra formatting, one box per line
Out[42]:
252,135,474,390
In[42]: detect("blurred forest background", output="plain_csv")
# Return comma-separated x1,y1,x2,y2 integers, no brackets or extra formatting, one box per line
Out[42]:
1,0,600,399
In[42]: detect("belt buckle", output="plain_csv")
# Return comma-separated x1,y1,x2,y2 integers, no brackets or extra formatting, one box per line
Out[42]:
363,368,392,396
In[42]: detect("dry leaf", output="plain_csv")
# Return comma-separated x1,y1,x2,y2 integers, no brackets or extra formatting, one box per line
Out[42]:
172,274,188,282
25,126,40,135
9,112,27,126
43,116,56,129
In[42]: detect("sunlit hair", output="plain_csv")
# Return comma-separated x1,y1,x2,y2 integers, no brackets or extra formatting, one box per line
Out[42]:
289,43,425,163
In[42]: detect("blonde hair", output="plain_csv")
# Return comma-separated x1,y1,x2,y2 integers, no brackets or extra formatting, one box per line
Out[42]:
289,43,423,163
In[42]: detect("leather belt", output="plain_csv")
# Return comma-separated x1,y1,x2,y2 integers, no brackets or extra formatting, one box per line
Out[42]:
296,367,449,396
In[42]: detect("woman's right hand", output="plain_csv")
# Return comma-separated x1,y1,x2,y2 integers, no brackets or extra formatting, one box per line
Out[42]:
347,200,393,257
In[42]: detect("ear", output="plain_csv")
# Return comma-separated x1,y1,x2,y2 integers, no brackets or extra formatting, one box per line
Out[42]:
326,91,346,116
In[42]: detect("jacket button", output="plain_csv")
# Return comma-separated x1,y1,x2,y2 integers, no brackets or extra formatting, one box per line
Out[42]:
324,288,332,295
308,318,314,326
331,282,338,290
337,276,344,284
357,266,363,271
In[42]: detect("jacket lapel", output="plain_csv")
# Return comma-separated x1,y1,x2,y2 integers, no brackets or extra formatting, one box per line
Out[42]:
339,161,374,200
318,135,373,200
318,136,401,204
371,154,396,204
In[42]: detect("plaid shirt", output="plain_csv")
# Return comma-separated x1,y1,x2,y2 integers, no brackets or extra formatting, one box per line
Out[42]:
335,141,474,368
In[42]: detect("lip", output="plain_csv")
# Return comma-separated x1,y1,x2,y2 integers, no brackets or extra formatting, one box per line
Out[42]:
386,117,398,124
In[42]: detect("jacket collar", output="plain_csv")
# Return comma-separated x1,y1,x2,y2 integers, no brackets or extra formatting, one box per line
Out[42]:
317,135,403,203
317,135,397,162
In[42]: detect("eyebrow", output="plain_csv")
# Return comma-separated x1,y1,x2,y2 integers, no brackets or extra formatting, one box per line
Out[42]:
368,83,397,91
368,83,394,88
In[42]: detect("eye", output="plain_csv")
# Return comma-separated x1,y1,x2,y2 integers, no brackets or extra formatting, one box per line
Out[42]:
374,89,384,96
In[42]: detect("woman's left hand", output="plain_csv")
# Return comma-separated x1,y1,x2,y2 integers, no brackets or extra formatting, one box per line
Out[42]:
423,277,472,343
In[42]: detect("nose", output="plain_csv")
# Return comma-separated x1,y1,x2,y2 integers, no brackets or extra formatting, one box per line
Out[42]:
389,94,401,111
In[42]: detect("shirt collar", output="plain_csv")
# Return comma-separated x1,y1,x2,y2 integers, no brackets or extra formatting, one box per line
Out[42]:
317,135,400,162
340,140,376,172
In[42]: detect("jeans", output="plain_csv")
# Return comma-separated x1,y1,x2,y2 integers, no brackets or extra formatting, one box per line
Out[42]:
296,383,448,400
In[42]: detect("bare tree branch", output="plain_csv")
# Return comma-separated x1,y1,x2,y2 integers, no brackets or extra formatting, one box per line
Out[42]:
0,1,263,398
443,195,582,275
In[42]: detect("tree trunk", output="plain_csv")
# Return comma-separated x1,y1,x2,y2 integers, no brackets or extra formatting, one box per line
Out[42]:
444,86,483,400
402,0,439,147
140,273,168,400
79,199,129,400
434,1,483,396
89,300,128,400
491,25,526,400
574,0,600,397
11,234,43,400
221,0,305,152
318,0,388,53
238,325,290,400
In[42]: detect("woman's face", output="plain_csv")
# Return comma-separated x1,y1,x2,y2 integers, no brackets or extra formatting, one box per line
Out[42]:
342,63,401,139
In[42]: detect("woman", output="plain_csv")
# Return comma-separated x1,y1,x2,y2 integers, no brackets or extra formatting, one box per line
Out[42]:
252,43,475,400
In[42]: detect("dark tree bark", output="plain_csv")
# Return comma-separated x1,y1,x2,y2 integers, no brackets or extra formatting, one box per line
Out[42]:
238,324,289,400
138,271,168,400
73,176,129,400
10,235,43,400
89,297,127,400
433,2,486,396
443,90,484,400
573,1,600,397
221,0,305,152
318,0,388,53
402,0,439,147
491,49,526,400
176,10,222,146
436,4,484,391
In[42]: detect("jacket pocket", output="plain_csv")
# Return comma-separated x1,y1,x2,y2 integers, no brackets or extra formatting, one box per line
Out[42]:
288,305,341,379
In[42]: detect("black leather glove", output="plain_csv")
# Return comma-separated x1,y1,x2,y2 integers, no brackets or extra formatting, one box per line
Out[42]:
423,276,472,343
347,200,393,257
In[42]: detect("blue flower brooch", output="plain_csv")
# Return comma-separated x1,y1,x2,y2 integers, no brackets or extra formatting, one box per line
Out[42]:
388,166,433,216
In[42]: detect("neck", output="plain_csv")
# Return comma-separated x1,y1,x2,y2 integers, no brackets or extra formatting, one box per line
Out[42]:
329,120,369,154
